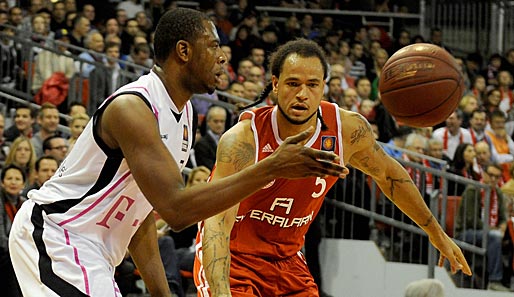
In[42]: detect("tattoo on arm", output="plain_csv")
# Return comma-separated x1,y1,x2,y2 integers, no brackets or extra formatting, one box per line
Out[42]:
350,114,373,145
359,156,380,176
386,176,413,202
217,133,254,171
420,215,433,227
203,217,232,292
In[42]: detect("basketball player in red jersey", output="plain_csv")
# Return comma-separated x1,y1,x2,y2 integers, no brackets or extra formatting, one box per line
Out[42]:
194,39,472,296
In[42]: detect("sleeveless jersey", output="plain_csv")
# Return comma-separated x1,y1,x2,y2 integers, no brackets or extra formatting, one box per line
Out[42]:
197,101,343,260
27,70,194,266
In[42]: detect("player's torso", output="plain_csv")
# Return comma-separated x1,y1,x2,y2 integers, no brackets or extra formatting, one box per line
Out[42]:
231,102,343,259
28,71,193,265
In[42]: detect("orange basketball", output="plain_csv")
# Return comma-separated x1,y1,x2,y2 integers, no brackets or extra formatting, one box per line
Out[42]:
378,43,464,128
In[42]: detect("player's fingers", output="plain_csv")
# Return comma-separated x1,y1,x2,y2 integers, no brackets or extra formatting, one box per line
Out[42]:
311,159,347,177
309,149,341,163
283,126,314,144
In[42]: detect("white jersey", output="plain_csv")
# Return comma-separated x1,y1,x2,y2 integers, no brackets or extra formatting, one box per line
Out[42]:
27,70,193,266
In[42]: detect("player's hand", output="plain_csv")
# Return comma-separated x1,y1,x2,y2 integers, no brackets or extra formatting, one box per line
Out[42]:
431,232,472,276
268,126,349,179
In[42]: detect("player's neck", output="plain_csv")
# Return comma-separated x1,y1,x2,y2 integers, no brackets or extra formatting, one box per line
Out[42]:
276,113,317,144
153,65,191,111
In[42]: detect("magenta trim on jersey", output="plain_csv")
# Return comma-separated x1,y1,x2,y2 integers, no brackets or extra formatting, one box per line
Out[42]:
64,229,90,295
57,171,132,227
152,104,159,120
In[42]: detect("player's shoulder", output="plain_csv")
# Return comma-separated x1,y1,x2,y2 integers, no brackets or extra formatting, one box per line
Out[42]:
219,118,254,146
339,108,371,130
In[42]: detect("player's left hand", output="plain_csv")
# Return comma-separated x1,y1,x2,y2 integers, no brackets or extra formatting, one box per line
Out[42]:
430,232,472,275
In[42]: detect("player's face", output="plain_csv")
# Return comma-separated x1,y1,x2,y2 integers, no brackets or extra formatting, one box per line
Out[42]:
37,159,58,185
2,168,24,196
273,54,325,126
191,20,226,95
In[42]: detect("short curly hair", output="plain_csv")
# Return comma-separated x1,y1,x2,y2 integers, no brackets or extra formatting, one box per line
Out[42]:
153,8,210,66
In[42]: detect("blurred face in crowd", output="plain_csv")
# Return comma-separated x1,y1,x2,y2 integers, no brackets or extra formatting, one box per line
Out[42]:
330,64,345,79
490,114,506,131
106,45,121,65
405,136,426,163
462,144,476,165
474,141,491,166
302,14,313,28
116,9,127,26
216,72,229,90
69,105,86,117
243,81,259,100
136,11,149,27
70,118,88,139
351,43,364,59
445,111,462,133
356,78,371,99
399,30,410,46
238,60,253,79
498,71,513,87
0,114,4,137
221,45,232,62
15,108,34,133
228,82,245,98
248,66,263,84
207,107,226,136
66,12,76,28
487,90,501,106
105,18,120,35
375,49,388,68
343,88,358,109
2,167,24,196
474,76,486,91
359,99,374,117
9,7,23,26
39,108,60,134
427,141,444,160
64,0,76,13
483,165,502,186
462,96,478,114
52,2,66,21
76,17,91,37
133,49,150,66
32,15,47,34
88,32,104,52
30,0,44,14
328,77,342,98
126,19,140,36
36,158,58,186
469,111,487,132
0,12,7,25
46,137,68,162
189,170,209,186
339,41,350,57
83,4,95,21
15,140,32,167
250,48,265,67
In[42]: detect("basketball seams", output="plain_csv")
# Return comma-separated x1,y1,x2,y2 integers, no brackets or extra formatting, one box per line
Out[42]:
379,77,459,96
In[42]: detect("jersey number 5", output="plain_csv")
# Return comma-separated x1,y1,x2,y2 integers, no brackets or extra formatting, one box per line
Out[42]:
311,177,326,198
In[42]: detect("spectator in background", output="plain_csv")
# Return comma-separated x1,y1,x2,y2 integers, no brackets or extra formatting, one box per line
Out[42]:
248,65,265,88
484,53,503,86
120,18,140,55
21,155,58,198
429,27,451,53
81,4,95,29
448,143,481,195
0,25,20,90
64,0,77,14
5,136,36,186
469,75,487,105
117,0,144,19
329,63,354,91
496,70,513,118
242,80,260,101
458,94,479,128
76,31,105,78
21,0,45,33
345,41,367,80
228,25,255,70
126,42,152,77
456,163,510,291
116,8,128,27
104,18,121,38
236,58,254,83
42,135,68,164
355,76,372,103
50,1,67,31
467,109,490,145
483,88,502,116
31,28,75,95
475,141,495,170
486,110,514,180
501,48,514,78
4,106,35,142
404,279,445,297
432,110,472,161
325,76,343,105
192,106,227,170
67,113,89,153
0,164,26,297
0,114,8,164
341,87,359,111
368,48,388,101
221,45,236,82
67,101,87,117
8,7,23,30
69,14,90,54
390,29,411,55
31,103,60,158
135,11,152,36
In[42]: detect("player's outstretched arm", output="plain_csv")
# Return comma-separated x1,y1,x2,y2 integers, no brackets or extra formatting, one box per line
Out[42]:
128,212,171,296
100,96,347,231
343,110,472,276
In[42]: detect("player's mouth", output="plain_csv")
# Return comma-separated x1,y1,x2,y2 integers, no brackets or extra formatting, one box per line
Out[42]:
291,104,309,115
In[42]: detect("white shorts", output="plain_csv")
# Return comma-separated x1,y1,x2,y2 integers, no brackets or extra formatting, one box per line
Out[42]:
9,199,123,297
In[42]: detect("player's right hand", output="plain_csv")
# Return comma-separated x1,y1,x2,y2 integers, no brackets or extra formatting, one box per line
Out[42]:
268,127,349,179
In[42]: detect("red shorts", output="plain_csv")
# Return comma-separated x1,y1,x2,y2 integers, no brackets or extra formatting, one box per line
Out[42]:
228,251,319,297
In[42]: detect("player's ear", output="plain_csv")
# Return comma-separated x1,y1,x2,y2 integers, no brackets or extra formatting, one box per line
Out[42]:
271,75,279,93
176,40,191,62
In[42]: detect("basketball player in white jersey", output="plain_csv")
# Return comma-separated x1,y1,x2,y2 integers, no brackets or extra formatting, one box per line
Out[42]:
8,9,347,297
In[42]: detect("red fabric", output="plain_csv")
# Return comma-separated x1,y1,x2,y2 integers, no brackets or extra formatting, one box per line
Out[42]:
34,72,69,106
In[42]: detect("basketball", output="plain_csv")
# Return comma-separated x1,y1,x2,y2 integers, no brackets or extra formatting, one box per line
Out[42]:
378,43,464,128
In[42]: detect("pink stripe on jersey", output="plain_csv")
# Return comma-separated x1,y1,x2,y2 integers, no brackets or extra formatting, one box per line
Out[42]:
64,229,90,295
152,104,159,120
58,171,132,226
122,86,150,98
